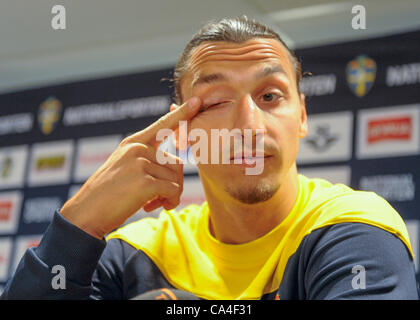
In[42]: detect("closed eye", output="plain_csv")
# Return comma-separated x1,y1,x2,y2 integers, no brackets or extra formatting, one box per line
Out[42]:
210,101,226,108
201,101,229,111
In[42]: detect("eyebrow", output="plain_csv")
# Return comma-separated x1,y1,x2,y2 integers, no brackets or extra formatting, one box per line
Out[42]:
191,64,288,89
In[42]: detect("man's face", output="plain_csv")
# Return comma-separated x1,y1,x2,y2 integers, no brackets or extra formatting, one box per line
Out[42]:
179,38,308,204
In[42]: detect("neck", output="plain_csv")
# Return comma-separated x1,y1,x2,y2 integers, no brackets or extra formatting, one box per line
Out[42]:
201,164,299,244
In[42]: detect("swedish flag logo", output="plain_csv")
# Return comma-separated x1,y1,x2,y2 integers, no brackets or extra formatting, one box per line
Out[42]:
38,96,62,135
346,55,376,97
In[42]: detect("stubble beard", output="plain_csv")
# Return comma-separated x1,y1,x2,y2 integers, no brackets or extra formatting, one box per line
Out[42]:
224,176,280,204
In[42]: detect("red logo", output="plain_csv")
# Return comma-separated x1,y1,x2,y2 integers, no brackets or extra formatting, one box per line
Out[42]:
79,152,112,165
0,201,12,221
26,240,40,249
367,116,412,144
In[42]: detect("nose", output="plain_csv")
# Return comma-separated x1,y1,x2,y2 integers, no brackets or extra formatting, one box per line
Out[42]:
232,95,266,144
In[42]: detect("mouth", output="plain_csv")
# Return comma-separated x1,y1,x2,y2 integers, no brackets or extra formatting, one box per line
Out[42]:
230,152,272,166
230,151,270,159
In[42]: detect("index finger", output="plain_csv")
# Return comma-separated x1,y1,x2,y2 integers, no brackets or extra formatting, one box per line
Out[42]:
130,96,201,145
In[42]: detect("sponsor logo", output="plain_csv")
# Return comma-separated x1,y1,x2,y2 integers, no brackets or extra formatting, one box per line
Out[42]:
367,116,411,144
359,173,415,202
28,140,73,186
386,62,420,87
356,105,419,159
78,153,111,165
297,111,353,164
0,201,12,221
299,74,336,96
0,192,22,235
36,155,66,171
23,197,61,224
0,146,29,190
10,235,42,277
63,95,170,126
298,166,351,186
0,156,13,180
0,238,12,282
74,135,121,182
38,97,62,135
346,55,376,97
0,113,33,136
304,124,338,153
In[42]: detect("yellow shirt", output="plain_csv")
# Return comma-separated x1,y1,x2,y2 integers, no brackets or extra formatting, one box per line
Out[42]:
106,174,413,300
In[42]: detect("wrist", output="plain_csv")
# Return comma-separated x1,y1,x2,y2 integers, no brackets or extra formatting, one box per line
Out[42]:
59,201,104,240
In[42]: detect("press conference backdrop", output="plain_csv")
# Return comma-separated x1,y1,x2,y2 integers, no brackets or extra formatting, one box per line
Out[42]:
0,28,419,292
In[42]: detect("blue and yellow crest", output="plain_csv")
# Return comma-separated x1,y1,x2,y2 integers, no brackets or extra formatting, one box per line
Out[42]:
38,96,62,135
346,55,376,97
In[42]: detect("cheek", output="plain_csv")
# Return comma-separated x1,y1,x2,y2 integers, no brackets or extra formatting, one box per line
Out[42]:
190,114,211,130
187,120,211,158
189,108,232,133
268,117,301,151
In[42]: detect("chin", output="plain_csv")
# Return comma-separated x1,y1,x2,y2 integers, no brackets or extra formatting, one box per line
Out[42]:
224,176,281,204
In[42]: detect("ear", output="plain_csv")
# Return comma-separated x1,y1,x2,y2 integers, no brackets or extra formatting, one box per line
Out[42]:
298,93,308,139
170,103,189,150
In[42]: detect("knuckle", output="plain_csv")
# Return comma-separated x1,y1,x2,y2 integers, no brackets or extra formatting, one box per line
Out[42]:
144,174,157,186
125,143,148,157
172,182,182,195
155,149,169,164
146,174,156,182
165,153,183,166
137,157,151,168
120,136,131,146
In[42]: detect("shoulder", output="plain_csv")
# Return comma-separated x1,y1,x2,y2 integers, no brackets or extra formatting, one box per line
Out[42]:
304,222,411,265
299,173,394,213
298,174,412,257
300,222,419,299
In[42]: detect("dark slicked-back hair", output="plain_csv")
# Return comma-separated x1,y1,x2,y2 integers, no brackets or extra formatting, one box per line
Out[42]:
173,15,302,104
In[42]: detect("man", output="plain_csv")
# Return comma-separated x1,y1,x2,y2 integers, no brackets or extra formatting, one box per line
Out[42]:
2,15,418,300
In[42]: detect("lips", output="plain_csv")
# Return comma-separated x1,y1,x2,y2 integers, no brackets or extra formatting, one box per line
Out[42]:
230,151,270,161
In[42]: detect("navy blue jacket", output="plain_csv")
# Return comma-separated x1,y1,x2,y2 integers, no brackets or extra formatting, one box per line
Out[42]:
1,210,419,300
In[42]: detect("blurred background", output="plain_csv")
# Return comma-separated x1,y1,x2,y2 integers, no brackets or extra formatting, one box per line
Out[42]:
0,0,419,291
